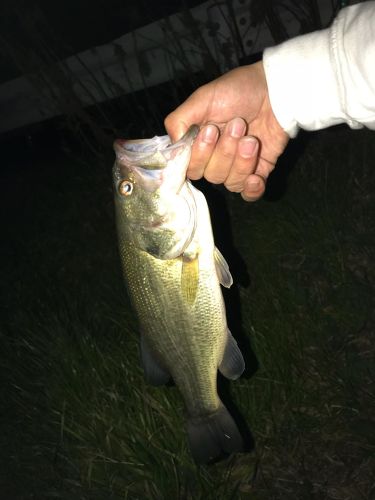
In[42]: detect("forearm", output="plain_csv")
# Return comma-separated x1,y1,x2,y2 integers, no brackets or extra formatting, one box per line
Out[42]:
263,1,375,137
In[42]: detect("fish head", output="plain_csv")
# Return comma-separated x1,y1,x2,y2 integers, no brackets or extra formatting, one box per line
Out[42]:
113,125,199,259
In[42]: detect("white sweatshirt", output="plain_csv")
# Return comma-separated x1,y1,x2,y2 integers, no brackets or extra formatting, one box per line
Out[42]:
263,1,375,137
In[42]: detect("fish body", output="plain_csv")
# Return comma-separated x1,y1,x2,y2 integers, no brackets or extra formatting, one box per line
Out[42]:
113,126,245,463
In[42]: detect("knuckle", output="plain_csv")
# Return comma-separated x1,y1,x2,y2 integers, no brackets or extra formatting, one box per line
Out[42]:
234,162,252,176
206,171,226,184
219,147,235,162
224,181,243,193
164,114,172,128
218,136,237,159
188,169,203,180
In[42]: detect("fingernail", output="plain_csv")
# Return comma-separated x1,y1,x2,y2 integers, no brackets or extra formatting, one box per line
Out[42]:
239,136,258,158
247,175,264,190
242,176,264,201
248,178,261,188
202,125,218,144
228,118,246,138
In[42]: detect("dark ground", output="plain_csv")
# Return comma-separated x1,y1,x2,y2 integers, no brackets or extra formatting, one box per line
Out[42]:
0,125,374,499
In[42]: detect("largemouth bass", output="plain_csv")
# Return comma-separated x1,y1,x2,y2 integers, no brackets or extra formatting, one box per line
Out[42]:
113,125,245,463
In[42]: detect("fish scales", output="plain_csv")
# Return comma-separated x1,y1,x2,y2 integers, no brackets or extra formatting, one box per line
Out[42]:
117,193,224,416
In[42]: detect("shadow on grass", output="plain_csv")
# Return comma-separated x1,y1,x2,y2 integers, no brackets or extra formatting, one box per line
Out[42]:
196,180,257,453
194,134,311,455
199,181,258,369
264,131,310,202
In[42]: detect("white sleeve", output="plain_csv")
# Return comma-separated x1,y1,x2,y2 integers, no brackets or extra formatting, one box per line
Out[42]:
263,1,375,137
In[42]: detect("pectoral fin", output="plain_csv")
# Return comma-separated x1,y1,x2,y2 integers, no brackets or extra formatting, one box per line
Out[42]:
181,255,199,305
219,329,245,380
140,335,170,386
214,247,233,288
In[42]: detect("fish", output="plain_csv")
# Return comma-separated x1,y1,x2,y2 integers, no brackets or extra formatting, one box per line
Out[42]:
113,125,245,463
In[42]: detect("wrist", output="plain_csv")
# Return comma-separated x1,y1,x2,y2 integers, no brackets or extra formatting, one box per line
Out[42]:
263,28,345,137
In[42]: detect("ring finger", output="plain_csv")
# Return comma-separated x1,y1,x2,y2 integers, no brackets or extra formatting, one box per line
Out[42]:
224,135,259,192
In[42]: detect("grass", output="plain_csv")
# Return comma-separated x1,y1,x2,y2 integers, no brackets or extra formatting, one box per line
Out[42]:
0,126,374,499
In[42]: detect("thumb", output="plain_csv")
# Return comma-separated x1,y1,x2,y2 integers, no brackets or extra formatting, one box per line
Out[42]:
165,88,209,142
164,112,189,143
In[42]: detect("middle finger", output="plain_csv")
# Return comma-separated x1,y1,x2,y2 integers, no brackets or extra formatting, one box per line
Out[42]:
188,124,219,180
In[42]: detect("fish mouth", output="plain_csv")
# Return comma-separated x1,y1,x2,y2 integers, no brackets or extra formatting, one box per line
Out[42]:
114,135,171,155
113,125,199,170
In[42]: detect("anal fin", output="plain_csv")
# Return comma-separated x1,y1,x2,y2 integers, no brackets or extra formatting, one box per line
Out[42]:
219,329,245,380
140,335,170,386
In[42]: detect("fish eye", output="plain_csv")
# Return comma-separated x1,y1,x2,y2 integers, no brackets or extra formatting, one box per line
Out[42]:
119,180,134,196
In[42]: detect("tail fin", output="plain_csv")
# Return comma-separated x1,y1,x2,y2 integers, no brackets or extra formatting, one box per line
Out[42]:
187,404,243,464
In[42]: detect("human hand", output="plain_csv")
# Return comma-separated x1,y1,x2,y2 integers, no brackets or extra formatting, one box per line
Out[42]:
165,62,289,201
